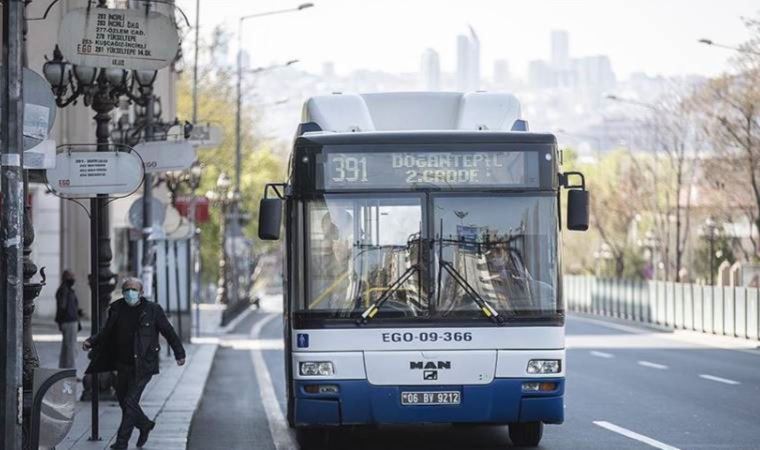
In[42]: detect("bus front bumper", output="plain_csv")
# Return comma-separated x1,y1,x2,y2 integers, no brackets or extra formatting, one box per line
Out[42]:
293,378,564,426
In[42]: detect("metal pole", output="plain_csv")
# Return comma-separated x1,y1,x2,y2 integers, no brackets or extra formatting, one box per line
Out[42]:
235,20,243,192
709,233,715,286
1,1,26,447
188,195,200,336
88,198,100,441
141,92,155,298
86,70,118,434
174,242,183,340
192,0,200,124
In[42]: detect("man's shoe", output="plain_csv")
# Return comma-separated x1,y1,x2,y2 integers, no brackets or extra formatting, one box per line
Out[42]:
110,442,128,449
136,421,156,447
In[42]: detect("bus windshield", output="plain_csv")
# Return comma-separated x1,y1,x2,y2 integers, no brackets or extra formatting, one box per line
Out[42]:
303,194,558,321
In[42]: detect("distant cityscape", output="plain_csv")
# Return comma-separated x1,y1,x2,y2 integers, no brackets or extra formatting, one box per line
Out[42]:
245,29,705,159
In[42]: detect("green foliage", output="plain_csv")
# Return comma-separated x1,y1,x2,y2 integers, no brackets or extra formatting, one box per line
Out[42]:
175,33,287,283
692,235,737,283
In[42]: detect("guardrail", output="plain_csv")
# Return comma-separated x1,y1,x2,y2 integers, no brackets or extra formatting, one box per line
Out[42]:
564,275,760,341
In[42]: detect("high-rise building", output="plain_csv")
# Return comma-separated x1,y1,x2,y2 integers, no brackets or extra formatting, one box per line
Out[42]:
456,35,470,91
551,30,569,70
572,55,617,91
456,26,481,92
421,48,441,91
528,60,554,89
493,59,511,86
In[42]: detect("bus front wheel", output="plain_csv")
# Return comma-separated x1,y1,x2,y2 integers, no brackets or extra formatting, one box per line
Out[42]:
509,422,543,447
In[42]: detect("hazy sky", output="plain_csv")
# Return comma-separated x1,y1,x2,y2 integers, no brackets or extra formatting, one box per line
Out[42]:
176,0,758,80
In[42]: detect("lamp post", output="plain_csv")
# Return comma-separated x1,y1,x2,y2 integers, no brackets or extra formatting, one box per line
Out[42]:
638,230,660,280
556,128,602,160
605,94,659,112
697,38,760,57
701,217,720,285
43,38,159,440
235,3,313,192
163,162,203,336
207,173,233,308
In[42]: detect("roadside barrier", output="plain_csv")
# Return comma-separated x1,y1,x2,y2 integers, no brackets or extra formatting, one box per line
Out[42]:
564,275,760,341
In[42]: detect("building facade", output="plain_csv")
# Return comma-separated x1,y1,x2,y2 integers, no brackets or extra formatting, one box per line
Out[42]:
18,0,179,318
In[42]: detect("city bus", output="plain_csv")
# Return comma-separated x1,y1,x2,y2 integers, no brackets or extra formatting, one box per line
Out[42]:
258,92,589,448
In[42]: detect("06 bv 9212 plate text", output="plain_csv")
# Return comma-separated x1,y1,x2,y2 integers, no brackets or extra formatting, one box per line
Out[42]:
401,391,461,406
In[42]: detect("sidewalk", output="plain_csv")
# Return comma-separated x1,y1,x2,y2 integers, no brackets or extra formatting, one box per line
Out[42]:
57,344,216,450
31,303,247,450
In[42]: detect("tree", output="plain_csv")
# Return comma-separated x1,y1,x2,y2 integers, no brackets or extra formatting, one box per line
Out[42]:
643,90,701,281
175,26,287,283
695,16,760,262
560,149,652,278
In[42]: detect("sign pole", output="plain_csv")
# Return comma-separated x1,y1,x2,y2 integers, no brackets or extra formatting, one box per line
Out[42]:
88,197,100,441
1,1,26,448
141,93,156,298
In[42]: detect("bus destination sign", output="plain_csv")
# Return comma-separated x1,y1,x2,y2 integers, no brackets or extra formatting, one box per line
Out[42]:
324,151,538,189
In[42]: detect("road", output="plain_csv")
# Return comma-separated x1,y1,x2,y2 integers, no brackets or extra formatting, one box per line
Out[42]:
189,295,760,450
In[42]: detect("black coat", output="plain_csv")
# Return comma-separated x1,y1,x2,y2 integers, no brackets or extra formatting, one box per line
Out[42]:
85,298,186,377
55,284,79,324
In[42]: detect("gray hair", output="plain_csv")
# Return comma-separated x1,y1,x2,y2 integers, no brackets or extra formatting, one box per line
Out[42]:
121,277,143,290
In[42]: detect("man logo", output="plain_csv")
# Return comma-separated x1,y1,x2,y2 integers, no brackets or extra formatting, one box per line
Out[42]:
423,370,438,380
409,361,451,370
410,361,450,380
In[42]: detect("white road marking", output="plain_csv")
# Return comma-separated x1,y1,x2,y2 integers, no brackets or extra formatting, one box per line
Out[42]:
637,360,668,370
250,314,298,450
590,351,614,359
699,374,740,385
593,421,681,450
220,304,258,333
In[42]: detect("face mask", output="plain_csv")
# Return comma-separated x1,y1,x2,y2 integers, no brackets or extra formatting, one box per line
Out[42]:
123,289,141,306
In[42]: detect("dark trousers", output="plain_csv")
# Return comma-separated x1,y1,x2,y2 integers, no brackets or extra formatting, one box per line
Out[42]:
114,363,153,443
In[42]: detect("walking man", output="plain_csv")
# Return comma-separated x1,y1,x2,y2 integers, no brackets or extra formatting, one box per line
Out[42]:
55,270,80,368
83,277,186,449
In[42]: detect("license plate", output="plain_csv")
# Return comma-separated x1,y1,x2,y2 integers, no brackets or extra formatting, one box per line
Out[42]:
401,391,461,405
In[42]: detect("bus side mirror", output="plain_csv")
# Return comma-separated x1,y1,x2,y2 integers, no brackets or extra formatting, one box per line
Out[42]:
562,172,589,231
567,189,589,231
258,183,286,240
258,199,282,240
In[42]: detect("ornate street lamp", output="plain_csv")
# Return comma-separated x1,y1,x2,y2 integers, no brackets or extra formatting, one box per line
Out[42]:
701,217,721,285
42,44,159,409
638,230,660,280
207,173,234,307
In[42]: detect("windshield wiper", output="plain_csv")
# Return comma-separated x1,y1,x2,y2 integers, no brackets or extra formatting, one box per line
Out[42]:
356,265,419,325
438,260,505,325
434,231,505,325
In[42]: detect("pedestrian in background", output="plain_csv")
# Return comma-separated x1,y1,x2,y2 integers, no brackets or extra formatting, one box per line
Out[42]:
83,277,186,449
55,270,80,368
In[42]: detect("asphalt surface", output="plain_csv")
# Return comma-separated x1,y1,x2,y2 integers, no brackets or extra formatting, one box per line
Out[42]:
188,297,760,450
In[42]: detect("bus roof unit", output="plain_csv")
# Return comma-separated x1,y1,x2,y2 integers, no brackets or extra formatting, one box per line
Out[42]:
301,92,524,134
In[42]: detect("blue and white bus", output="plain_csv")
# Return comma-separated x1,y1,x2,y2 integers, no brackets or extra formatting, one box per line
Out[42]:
258,92,589,448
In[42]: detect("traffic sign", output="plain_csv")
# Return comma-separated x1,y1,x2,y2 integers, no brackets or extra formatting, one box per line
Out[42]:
45,150,143,197
128,196,166,237
187,125,222,148
57,7,179,71
0,67,57,151
23,139,56,170
133,140,195,173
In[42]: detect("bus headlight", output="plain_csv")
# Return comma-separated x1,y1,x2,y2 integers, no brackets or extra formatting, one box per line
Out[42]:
527,359,561,374
299,361,334,376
